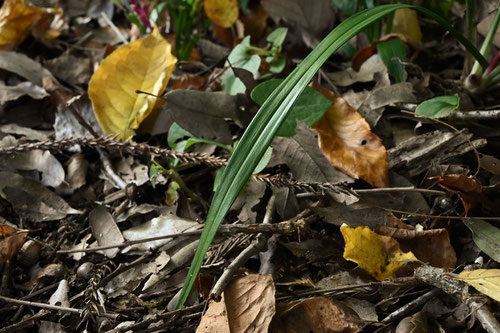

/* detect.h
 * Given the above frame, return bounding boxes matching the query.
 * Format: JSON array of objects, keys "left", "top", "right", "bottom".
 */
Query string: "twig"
[
  {"left": 0, "top": 295, "right": 83, "bottom": 314},
  {"left": 57, "top": 214, "right": 321, "bottom": 255},
  {"left": 96, "top": 253, "right": 150, "bottom": 289},
  {"left": 100, "top": 12, "right": 128, "bottom": 45},
  {"left": 381, "top": 288, "right": 441, "bottom": 323},
  {"left": 354, "top": 187, "right": 445, "bottom": 195},
  {"left": 379, "top": 207, "right": 500, "bottom": 221}
]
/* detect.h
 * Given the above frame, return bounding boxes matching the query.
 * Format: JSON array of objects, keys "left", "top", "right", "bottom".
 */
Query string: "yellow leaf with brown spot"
[
  {"left": 88, "top": 27, "right": 176, "bottom": 140},
  {"left": 311, "top": 83, "right": 389, "bottom": 188},
  {"left": 458, "top": 269, "right": 500, "bottom": 302},
  {"left": 204, "top": 0, "right": 239, "bottom": 28},
  {"left": 340, "top": 224, "right": 418, "bottom": 281},
  {"left": 0, "top": 0, "right": 44, "bottom": 50}
]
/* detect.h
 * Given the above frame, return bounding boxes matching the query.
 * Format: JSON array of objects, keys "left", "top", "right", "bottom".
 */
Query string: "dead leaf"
[
  {"left": 478, "top": 13, "right": 500, "bottom": 48},
  {"left": 172, "top": 74, "right": 208, "bottom": 90},
  {"left": 231, "top": 178, "right": 266, "bottom": 224},
  {"left": 89, "top": 206, "right": 125, "bottom": 258},
  {"left": 0, "top": 223, "right": 27, "bottom": 264},
  {"left": 0, "top": 0, "right": 45, "bottom": 50},
  {"left": 65, "top": 153, "right": 88, "bottom": 190},
  {"left": 10, "top": 149, "right": 65, "bottom": 187},
  {"left": 0, "top": 51, "right": 56, "bottom": 86},
  {"left": 151, "top": 90, "right": 245, "bottom": 143},
  {"left": 122, "top": 215, "right": 201, "bottom": 253},
  {"left": 311, "top": 84, "right": 389, "bottom": 188},
  {"left": 375, "top": 224, "right": 457, "bottom": 269},
  {"left": 269, "top": 297, "right": 363, "bottom": 333},
  {"left": 88, "top": 26, "right": 177, "bottom": 140},
  {"left": 434, "top": 173, "right": 482, "bottom": 215},
  {"left": 0, "top": 81, "right": 48, "bottom": 104},
  {"left": 271, "top": 123, "right": 353, "bottom": 184},
  {"left": 458, "top": 269, "right": 500, "bottom": 302},
  {"left": 0, "top": 171, "right": 81, "bottom": 222},
  {"left": 44, "top": 54, "right": 92, "bottom": 86},
  {"left": 204, "top": 0, "right": 239, "bottom": 28},
  {"left": 240, "top": 2, "right": 269, "bottom": 42},
  {"left": 328, "top": 54, "right": 387, "bottom": 86},
  {"left": 262, "top": 0, "right": 335, "bottom": 48},
  {"left": 198, "top": 274, "right": 275, "bottom": 333},
  {"left": 341, "top": 224, "right": 418, "bottom": 281}
]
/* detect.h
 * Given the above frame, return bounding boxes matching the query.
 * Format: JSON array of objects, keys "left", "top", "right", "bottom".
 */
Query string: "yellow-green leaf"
[
  {"left": 458, "top": 269, "right": 500, "bottom": 302},
  {"left": 0, "top": 0, "right": 44, "bottom": 50},
  {"left": 88, "top": 27, "right": 176, "bottom": 140},
  {"left": 340, "top": 224, "right": 418, "bottom": 281},
  {"left": 204, "top": 0, "right": 239, "bottom": 28}
]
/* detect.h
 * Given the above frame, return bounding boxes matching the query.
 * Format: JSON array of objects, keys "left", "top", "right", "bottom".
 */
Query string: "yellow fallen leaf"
[
  {"left": 204, "top": 0, "right": 239, "bottom": 28},
  {"left": 392, "top": 8, "right": 421, "bottom": 49},
  {"left": 311, "top": 83, "right": 389, "bottom": 188},
  {"left": 340, "top": 224, "right": 418, "bottom": 281},
  {"left": 458, "top": 269, "right": 500, "bottom": 302},
  {"left": 88, "top": 26, "right": 176, "bottom": 140},
  {"left": 0, "top": 0, "right": 44, "bottom": 50}
]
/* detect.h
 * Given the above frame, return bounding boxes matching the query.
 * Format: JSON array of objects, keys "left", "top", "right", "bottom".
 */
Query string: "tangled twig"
[{"left": 0, "top": 137, "right": 353, "bottom": 195}]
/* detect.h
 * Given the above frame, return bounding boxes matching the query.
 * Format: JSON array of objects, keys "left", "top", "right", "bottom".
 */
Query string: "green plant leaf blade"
[
  {"left": 251, "top": 79, "right": 332, "bottom": 137},
  {"left": 377, "top": 37, "right": 407, "bottom": 82},
  {"left": 176, "top": 4, "right": 488, "bottom": 309},
  {"left": 464, "top": 219, "right": 500, "bottom": 263},
  {"left": 416, "top": 95, "right": 460, "bottom": 118}
]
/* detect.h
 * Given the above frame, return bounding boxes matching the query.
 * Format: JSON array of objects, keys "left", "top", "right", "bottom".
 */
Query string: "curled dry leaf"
[
  {"left": 88, "top": 27, "right": 177, "bottom": 140},
  {"left": 434, "top": 173, "right": 482, "bottom": 215},
  {"left": 311, "top": 83, "right": 389, "bottom": 188},
  {"left": 0, "top": 0, "right": 44, "bottom": 50},
  {"left": 204, "top": 0, "right": 239, "bottom": 28},
  {"left": 341, "top": 224, "right": 418, "bottom": 281},
  {"left": 0, "top": 224, "right": 27, "bottom": 264}
]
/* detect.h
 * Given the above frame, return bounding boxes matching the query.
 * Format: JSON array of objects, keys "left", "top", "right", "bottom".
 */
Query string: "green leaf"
[
  {"left": 377, "top": 37, "right": 407, "bottom": 82},
  {"left": 251, "top": 79, "right": 332, "bottom": 137},
  {"left": 415, "top": 95, "right": 460, "bottom": 118},
  {"left": 221, "top": 36, "right": 261, "bottom": 95},
  {"left": 176, "top": 4, "right": 488, "bottom": 309},
  {"left": 267, "top": 27, "right": 288, "bottom": 48},
  {"left": 463, "top": 219, "right": 500, "bottom": 263},
  {"left": 168, "top": 122, "right": 232, "bottom": 153}
]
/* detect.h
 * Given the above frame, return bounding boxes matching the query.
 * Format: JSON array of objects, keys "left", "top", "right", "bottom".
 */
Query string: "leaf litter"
[{"left": 0, "top": 0, "right": 499, "bottom": 332}]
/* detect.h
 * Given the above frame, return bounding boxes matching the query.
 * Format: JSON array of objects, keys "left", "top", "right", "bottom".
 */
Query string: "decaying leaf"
[
  {"left": 458, "top": 269, "right": 500, "bottom": 302},
  {"left": 0, "top": 0, "right": 45, "bottom": 50},
  {"left": 434, "top": 173, "right": 482, "bottom": 215},
  {"left": 375, "top": 224, "right": 457, "bottom": 269},
  {"left": 89, "top": 206, "right": 125, "bottom": 258},
  {"left": 341, "top": 224, "right": 418, "bottom": 281},
  {"left": 0, "top": 171, "right": 81, "bottom": 222},
  {"left": 204, "top": 0, "right": 239, "bottom": 28},
  {"left": 122, "top": 215, "right": 201, "bottom": 253},
  {"left": 311, "top": 84, "right": 389, "bottom": 188},
  {"left": 88, "top": 26, "right": 176, "bottom": 140},
  {"left": 197, "top": 274, "right": 275, "bottom": 333},
  {"left": 9, "top": 149, "right": 65, "bottom": 188},
  {"left": 0, "top": 81, "right": 48, "bottom": 103},
  {"left": 0, "top": 223, "right": 27, "bottom": 264},
  {"left": 269, "top": 296, "right": 363, "bottom": 333},
  {"left": 463, "top": 219, "right": 500, "bottom": 263}
]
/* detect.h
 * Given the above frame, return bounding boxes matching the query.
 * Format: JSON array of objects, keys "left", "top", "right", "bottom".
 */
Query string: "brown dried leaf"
[
  {"left": 197, "top": 274, "right": 275, "bottom": 333},
  {"left": 0, "top": 224, "right": 26, "bottom": 264},
  {"left": 270, "top": 297, "right": 364, "bottom": 333},
  {"left": 311, "top": 83, "right": 389, "bottom": 188},
  {"left": 434, "top": 173, "right": 482, "bottom": 215}
]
